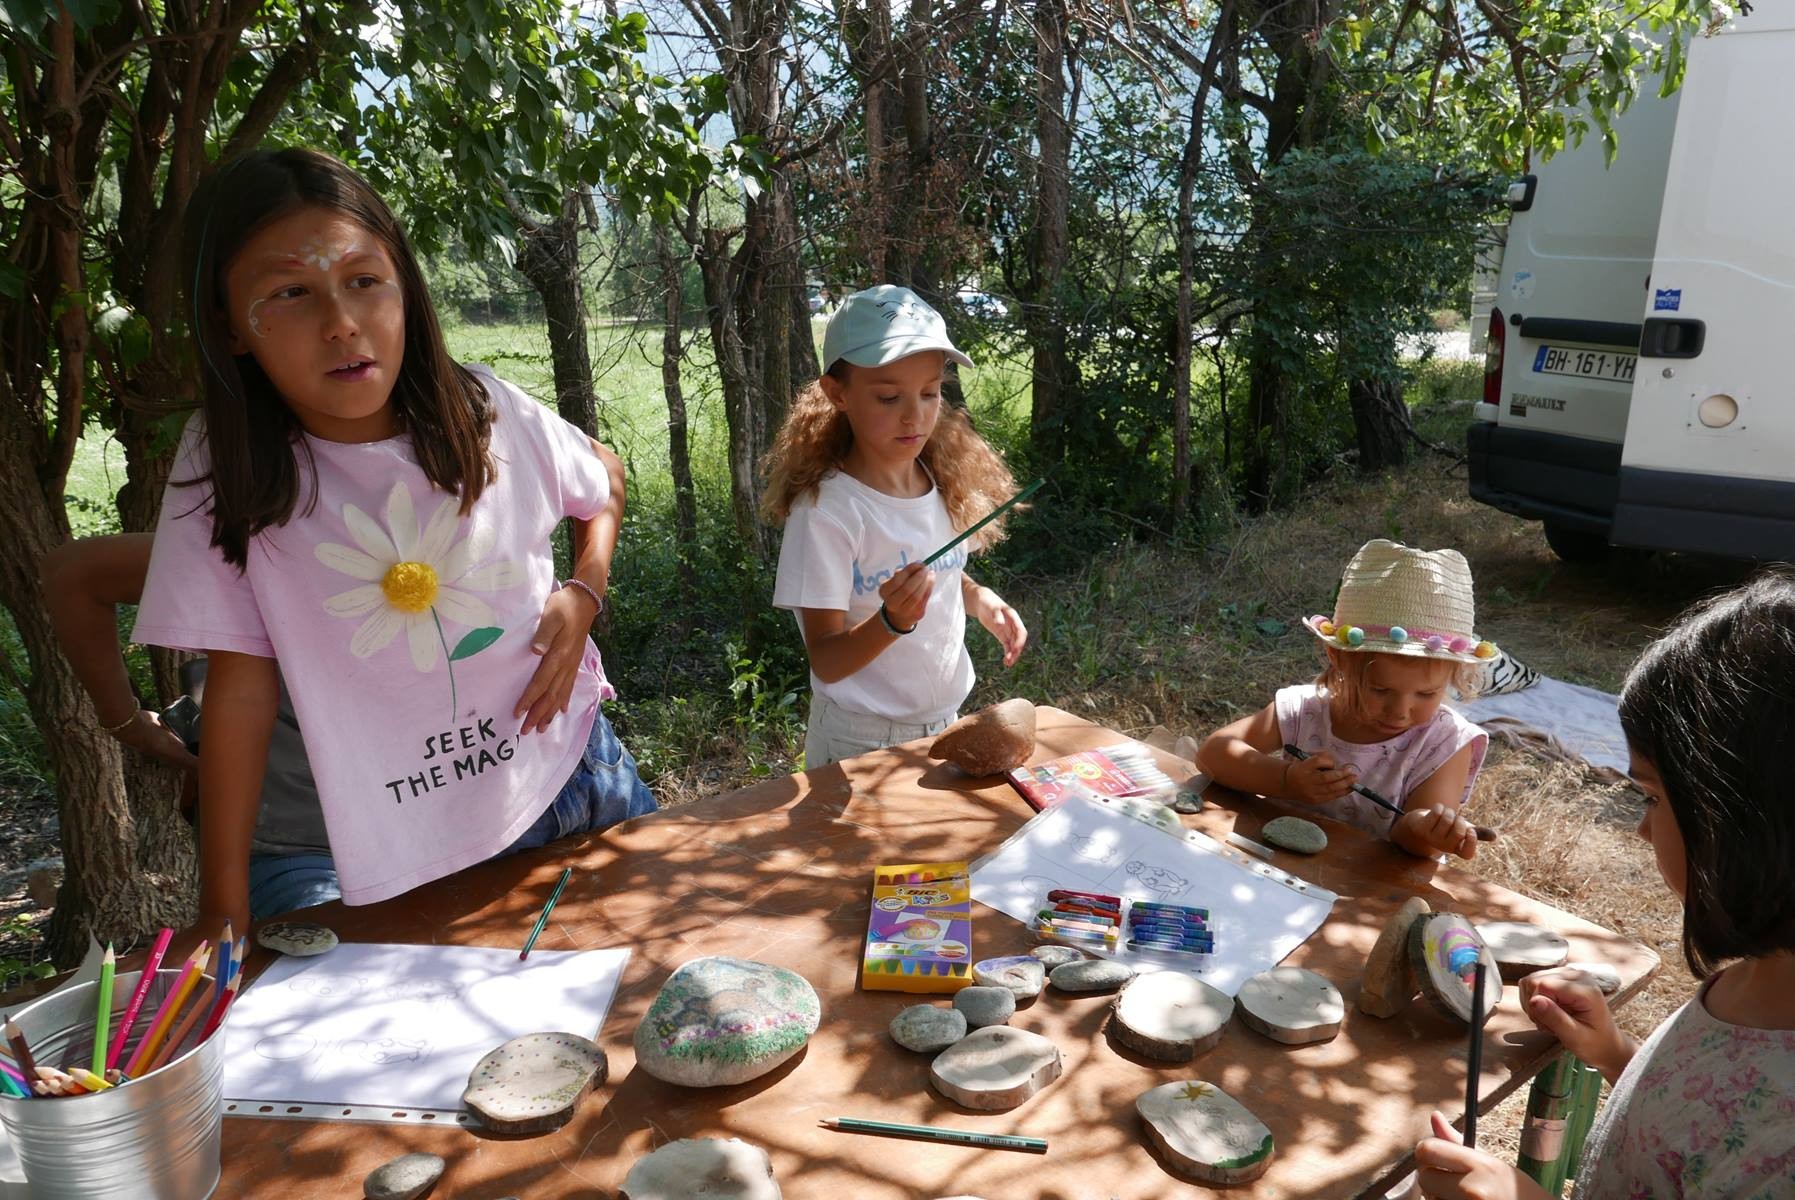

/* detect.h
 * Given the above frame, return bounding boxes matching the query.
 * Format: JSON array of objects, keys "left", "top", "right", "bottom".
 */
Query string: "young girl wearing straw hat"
[{"left": 1197, "top": 540, "right": 1497, "bottom": 859}]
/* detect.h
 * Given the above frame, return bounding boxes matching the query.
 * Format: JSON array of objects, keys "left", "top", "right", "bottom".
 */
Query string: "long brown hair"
[
  {"left": 180, "top": 147, "right": 494, "bottom": 569},
  {"left": 760, "top": 362, "right": 1019, "bottom": 547}
]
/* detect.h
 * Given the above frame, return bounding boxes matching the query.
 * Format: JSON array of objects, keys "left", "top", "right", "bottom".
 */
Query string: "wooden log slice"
[
  {"left": 928, "top": 1025, "right": 1062, "bottom": 1111},
  {"left": 1236, "top": 967, "right": 1345, "bottom": 1045},
  {"left": 1136, "top": 1080, "right": 1275, "bottom": 1185},
  {"left": 461, "top": 1031, "right": 607, "bottom": 1134},
  {"left": 1409, "top": 912, "right": 1502, "bottom": 1024},
  {"left": 1110, "top": 971, "right": 1234, "bottom": 1062},
  {"left": 1475, "top": 921, "right": 1570, "bottom": 981}
]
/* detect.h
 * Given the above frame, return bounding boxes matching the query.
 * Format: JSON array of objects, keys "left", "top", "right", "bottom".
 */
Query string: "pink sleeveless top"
[{"left": 1273, "top": 684, "right": 1487, "bottom": 838}]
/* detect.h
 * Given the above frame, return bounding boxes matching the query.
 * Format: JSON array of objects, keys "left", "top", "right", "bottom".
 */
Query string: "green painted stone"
[
  {"left": 634, "top": 956, "right": 821, "bottom": 1087},
  {"left": 1136, "top": 1080, "right": 1275, "bottom": 1184}
]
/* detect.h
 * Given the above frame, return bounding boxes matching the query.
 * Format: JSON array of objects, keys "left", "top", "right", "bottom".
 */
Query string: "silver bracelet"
[
  {"left": 878, "top": 603, "right": 915, "bottom": 636},
  {"left": 559, "top": 577, "right": 605, "bottom": 615},
  {"left": 99, "top": 707, "right": 142, "bottom": 735}
]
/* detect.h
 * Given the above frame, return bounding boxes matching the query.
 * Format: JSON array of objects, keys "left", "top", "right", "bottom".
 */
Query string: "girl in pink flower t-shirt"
[
  {"left": 1199, "top": 539, "right": 1493, "bottom": 860},
  {"left": 1414, "top": 571, "right": 1795, "bottom": 1199},
  {"left": 133, "top": 149, "right": 655, "bottom": 943}
]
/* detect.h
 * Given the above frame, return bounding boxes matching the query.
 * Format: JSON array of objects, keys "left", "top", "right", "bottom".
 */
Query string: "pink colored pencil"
[
  {"left": 124, "top": 943, "right": 208, "bottom": 1077},
  {"left": 144, "top": 972, "right": 214, "bottom": 1075},
  {"left": 106, "top": 927, "right": 173, "bottom": 1071},
  {"left": 197, "top": 973, "right": 241, "bottom": 1043}
]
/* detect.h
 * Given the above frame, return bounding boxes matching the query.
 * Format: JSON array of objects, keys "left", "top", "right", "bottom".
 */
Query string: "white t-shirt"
[
  {"left": 133, "top": 366, "right": 614, "bottom": 906},
  {"left": 772, "top": 469, "right": 972, "bottom": 723}
]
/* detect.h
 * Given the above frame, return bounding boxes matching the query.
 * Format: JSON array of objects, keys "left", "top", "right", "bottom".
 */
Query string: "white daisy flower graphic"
[{"left": 315, "top": 481, "right": 522, "bottom": 712}]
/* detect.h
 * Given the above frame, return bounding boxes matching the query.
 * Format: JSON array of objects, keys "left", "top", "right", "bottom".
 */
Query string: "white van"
[{"left": 1468, "top": 9, "right": 1795, "bottom": 563}]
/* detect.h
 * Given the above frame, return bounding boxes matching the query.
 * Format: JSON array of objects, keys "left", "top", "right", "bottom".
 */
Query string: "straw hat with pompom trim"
[{"left": 1301, "top": 539, "right": 1498, "bottom": 665}]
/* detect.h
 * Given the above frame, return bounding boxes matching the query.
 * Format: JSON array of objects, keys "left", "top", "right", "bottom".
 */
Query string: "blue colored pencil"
[
  {"left": 1130, "top": 902, "right": 1209, "bottom": 919},
  {"left": 1127, "top": 939, "right": 1212, "bottom": 955}
]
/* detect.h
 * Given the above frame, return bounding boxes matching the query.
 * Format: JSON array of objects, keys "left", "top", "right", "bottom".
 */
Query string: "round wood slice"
[
  {"left": 928, "top": 1025, "right": 1062, "bottom": 1111},
  {"left": 1359, "top": 896, "right": 1431, "bottom": 1018},
  {"left": 1559, "top": 961, "right": 1622, "bottom": 995},
  {"left": 1475, "top": 921, "right": 1570, "bottom": 980},
  {"left": 1136, "top": 1080, "right": 1275, "bottom": 1185},
  {"left": 1409, "top": 912, "right": 1501, "bottom": 1024},
  {"left": 1236, "top": 967, "right": 1345, "bottom": 1045},
  {"left": 1110, "top": 971, "right": 1234, "bottom": 1062},
  {"left": 462, "top": 1031, "right": 607, "bottom": 1134}
]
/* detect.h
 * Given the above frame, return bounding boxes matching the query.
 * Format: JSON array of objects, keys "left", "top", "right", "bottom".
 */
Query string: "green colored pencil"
[
  {"left": 923, "top": 477, "right": 1044, "bottom": 566},
  {"left": 92, "top": 944, "right": 115, "bottom": 1076},
  {"left": 519, "top": 866, "right": 573, "bottom": 960},
  {"left": 820, "top": 1116, "right": 1047, "bottom": 1153}
]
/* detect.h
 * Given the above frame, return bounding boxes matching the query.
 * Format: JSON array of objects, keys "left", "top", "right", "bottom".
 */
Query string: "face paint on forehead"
[{"left": 295, "top": 236, "right": 364, "bottom": 272}]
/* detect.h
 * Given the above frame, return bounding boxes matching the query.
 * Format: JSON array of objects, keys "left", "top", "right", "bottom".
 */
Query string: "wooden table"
[{"left": 216, "top": 707, "right": 1658, "bottom": 1198}]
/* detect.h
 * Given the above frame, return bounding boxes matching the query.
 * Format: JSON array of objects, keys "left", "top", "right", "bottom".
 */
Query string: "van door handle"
[{"left": 1639, "top": 318, "right": 1705, "bottom": 358}]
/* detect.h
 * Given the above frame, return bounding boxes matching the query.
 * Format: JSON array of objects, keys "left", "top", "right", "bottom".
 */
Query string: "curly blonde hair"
[{"left": 761, "top": 365, "right": 1020, "bottom": 550}]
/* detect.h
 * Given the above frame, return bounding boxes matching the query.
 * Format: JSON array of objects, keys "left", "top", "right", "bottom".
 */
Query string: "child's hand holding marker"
[
  {"left": 877, "top": 561, "right": 934, "bottom": 634},
  {"left": 1283, "top": 751, "right": 1360, "bottom": 805}
]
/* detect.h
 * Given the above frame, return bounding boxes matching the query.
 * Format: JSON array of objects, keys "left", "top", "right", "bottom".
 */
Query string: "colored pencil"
[
  {"left": 124, "top": 943, "right": 208, "bottom": 1077},
  {"left": 4, "top": 1018, "right": 39, "bottom": 1084},
  {"left": 1127, "top": 939, "right": 1212, "bottom": 955},
  {"left": 213, "top": 922, "right": 234, "bottom": 1010},
  {"left": 145, "top": 968, "right": 215, "bottom": 1074},
  {"left": 107, "top": 926, "right": 173, "bottom": 1070},
  {"left": 1130, "top": 900, "right": 1208, "bottom": 917},
  {"left": 1282, "top": 743, "right": 1500, "bottom": 841},
  {"left": 1047, "top": 888, "right": 1119, "bottom": 905},
  {"left": 1465, "top": 960, "right": 1488, "bottom": 1149},
  {"left": 70, "top": 1068, "right": 113, "bottom": 1091},
  {"left": 198, "top": 973, "right": 242, "bottom": 1042},
  {"left": 923, "top": 476, "right": 1044, "bottom": 567},
  {"left": 0, "top": 1067, "right": 24, "bottom": 1098},
  {"left": 0, "top": 1057, "right": 27, "bottom": 1089},
  {"left": 92, "top": 943, "right": 115, "bottom": 1076},
  {"left": 821, "top": 1116, "right": 1047, "bottom": 1153},
  {"left": 34, "top": 1066, "right": 84, "bottom": 1095},
  {"left": 519, "top": 866, "right": 572, "bottom": 960}
]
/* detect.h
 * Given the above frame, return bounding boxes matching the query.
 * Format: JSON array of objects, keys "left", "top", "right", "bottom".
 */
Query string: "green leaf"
[
  {"left": 1255, "top": 619, "right": 1287, "bottom": 638},
  {"left": 449, "top": 626, "right": 504, "bottom": 661},
  {"left": 0, "top": 260, "right": 28, "bottom": 300}
]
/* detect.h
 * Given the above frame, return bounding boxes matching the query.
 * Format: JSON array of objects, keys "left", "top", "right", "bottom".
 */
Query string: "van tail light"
[{"left": 1483, "top": 307, "right": 1506, "bottom": 407}]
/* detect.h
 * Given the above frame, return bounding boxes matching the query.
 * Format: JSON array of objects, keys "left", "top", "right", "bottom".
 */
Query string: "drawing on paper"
[
  {"left": 1124, "top": 859, "right": 1191, "bottom": 898},
  {"left": 1067, "top": 832, "right": 1122, "bottom": 865},
  {"left": 341, "top": 1037, "right": 430, "bottom": 1065}
]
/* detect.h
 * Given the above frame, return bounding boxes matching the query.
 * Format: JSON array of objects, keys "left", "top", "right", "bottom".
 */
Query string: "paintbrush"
[{"left": 1282, "top": 744, "right": 1497, "bottom": 841}]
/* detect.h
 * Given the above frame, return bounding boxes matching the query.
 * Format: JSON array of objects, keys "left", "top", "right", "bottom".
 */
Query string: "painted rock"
[
  {"left": 929, "top": 699, "right": 1037, "bottom": 776},
  {"left": 1261, "top": 816, "right": 1327, "bottom": 854},
  {"left": 929, "top": 1026, "right": 1062, "bottom": 1111},
  {"left": 952, "top": 985, "right": 1016, "bottom": 1029},
  {"left": 634, "top": 956, "right": 821, "bottom": 1087},
  {"left": 1170, "top": 790, "right": 1206, "bottom": 815},
  {"left": 1111, "top": 971, "right": 1233, "bottom": 1061},
  {"left": 1557, "top": 961, "right": 1622, "bottom": 995},
  {"left": 889, "top": 1005, "right": 967, "bottom": 1053},
  {"left": 620, "top": 1137, "right": 781, "bottom": 1200},
  {"left": 1359, "top": 896, "right": 1431, "bottom": 1018},
  {"left": 1137, "top": 1081, "right": 1275, "bottom": 1184},
  {"left": 1409, "top": 912, "right": 1502, "bottom": 1024},
  {"left": 1030, "top": 945, "right": 1087, "bottom": 969},
  {"left": 363, "top": 1152, "right": 444, "bottom": 1200},
  {"left": 1048, "top": 958, "right": 1135, "bottom": 994},
  {"left": 1476, "top": 922, "right": 1570, "bottom": 980},
  {"left": 461, "top": 1032, "right": 607, "bottom": 1134},
  {"left": 972, "top": 955, "right": 1046, "bottom": 1000},
  {"left": 257, "top": 921, "right": 337, "bottom": 957},
  {"left": 1237, "top": 967, "right": 1345, "bottom": 1045}
]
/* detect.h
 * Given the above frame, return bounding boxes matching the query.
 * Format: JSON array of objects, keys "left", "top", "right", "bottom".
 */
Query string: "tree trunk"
[
  {"left": 1025, "top": 0, "right": 1073, "bottom": 459},
  {"left": 514, "top": 197, "right": 599, "bottom": 436},
  {"left": 654, "top": 225, "right": 699, "bottom": 590},
  {"left": 1348, "top": 352, "right": 1414, "bottom": 471},
  {"left": 697, "top": 227, "right": 766, "bottom": 560}
]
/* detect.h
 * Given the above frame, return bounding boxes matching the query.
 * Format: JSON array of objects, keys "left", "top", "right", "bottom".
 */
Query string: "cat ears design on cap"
[{"left": 1301, "top": 539, "right": 1498, "bottom": 664}]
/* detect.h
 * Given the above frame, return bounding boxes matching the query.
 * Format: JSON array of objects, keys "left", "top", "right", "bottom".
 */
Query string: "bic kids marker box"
[{"left": 862, "top": 862, "right": 974, "bottom": 993}]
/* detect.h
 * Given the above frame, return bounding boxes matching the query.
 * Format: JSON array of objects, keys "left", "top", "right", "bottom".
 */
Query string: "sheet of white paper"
[
  {"left": 971, "top": 793, "right": 1336, "bottom": 996},
  {"left": 221, "top": 942, "right": 628, "bottom": 1116}
]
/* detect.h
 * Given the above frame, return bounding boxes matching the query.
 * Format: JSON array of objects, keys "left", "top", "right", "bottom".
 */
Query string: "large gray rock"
[
  {"left": 363, "top": 1152, "right": 444, "bottom": 1200},
  {"left": 1137, "top": 1081, "right": 1274, "bottom": 1184},
  {"left": 1262, "top": 816, "right": 1327, "bottom": 854},
  {"left": 461, "top": 1031, "right": 606, "bottom": 1134},
  {"left": 929, "top": 1026, "right": 1062, "bottom": 1111},
  {"left": 929, "top": 699, "right": 1037, "bottom": 775},
  {"left": 1111, "top": 971, "right": 1233, "bottom": 1061},
  {"left": 1048, "top": 958, "right": 1134, "bottom": 994},
  {"left": 634, "top": 956, "right": 821, "bottom": 1087},
  {"left": 889, "top": 1005, "right": 967, "bottom": 1053},
  {"left": 952, "top": 985, "right": 1016, "bottom": 1029},
  {"left": 972, "top": 955, "right": 1047, "bottom": 1000},
  {"left": 620, "top": 1138, "right": 781, "bottom": 1200}
]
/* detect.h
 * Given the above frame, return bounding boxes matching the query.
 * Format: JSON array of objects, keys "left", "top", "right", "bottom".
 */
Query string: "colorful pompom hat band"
[{"left": 1301, "top": 539, "right": 1497, "bottom": 664}]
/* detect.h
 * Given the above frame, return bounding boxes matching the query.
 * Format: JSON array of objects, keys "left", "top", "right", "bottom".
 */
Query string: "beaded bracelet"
[
  {"left": 99, "top": 707, "right": 142, "bottom": 735},
  {"left": 559, "top": 577, "right": 605, "bottom": 615}
]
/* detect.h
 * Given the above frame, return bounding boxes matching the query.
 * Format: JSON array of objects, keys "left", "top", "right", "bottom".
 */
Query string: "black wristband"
[{"left": 878, "top": 603, "right": 916, "bottom": 636}]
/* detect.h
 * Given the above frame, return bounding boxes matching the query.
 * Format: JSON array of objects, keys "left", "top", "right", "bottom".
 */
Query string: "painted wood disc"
[{"left": 1408, "top": 912, "right": 1501, "bottom": 1024}]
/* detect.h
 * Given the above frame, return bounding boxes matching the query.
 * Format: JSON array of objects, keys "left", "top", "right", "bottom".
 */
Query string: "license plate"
[{"left": 1532, "top": 344, "right": 1636, "bottom": 382}]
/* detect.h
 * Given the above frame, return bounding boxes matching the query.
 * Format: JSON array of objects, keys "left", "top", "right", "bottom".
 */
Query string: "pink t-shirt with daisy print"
[{"left": 134, "top": 365, "right": 613, "bottom": 905}]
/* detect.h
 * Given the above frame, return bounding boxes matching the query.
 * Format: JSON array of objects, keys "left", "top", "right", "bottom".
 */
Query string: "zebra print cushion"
[{"left": 1479, "top": 648, "right": 1540, "bottom": 696}]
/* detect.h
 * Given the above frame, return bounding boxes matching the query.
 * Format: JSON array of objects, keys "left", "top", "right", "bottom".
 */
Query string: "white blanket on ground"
[{"left": 1459, "top": 675, "right": 1630, "bottom": 777}]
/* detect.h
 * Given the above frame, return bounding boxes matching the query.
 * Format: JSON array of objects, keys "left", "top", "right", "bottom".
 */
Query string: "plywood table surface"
[{"left": 216, "top": 707, "right": 1658, "bottom": 1198}]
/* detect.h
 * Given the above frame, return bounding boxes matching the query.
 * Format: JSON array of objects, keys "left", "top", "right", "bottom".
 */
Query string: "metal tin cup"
[{"left": 0, "top": 968, "right": 224, "bottom": 1199}]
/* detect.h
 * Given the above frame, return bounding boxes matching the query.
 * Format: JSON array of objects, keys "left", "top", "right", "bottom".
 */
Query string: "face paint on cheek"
[{"left": 246, "top": 297, "right": 272, "bottom": 339}]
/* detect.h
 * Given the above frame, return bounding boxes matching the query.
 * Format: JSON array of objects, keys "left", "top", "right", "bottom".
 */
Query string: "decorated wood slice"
[
  {"left": 928, "top": 1025, "right": 1062, "bottom": 1111},
  {"left": 1359, "top": 896, "right": 1431, "bottom": 1018},
  {"left": 1475, "top": 921, "right": 1570, "bottom": 980},
  {"left": 1237, "top": 967, "right": 1345, "bottom": 1045},
  {"left": 1136, "top": 1080, "right": 1275, "bottom": 1185},
  {"left": 1110, "top": 971, "right": 1234, "bottom": 1062},
  {"left": 619, "top": 1137, "right": 782, "bottom": 1200},
  {"left": 461, "top": 1032, "right": 607, "bottom": 1134},
  {"left": 1409, "top": 912, "right": 1501, "bottom": 1024}
]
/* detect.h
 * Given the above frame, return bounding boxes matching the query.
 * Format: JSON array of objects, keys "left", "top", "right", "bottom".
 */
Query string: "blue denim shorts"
[{"left": 248, "top": 707, "right": 656, "bottom": 921}]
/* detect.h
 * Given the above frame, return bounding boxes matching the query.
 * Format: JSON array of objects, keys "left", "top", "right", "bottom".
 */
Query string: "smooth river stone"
[
  {"left": 1048, "top": 958, "right": 1135, "bottom": 994},
  {"left": 1030, "top": 945, "right": 1087, "bottom": 969},
  {"left": 1476, "top": 921, "right": 1571, "bottom": 980},
  {"left": 634, "top": 956, "right": 821, "bottom": 1087},
  {"left": 972, "top": 955, "right": 1047, "bottom": 1000},
  {"left": 1137, "top": 1081, "right": 1275, "bottom": 1185},
  {"left": 1410, "top": 912, "right": 1502, "bottom": 1024},
  {"left": 461, "top": 1032, "right": 606, "bottom": 1134},
  {"left": 1359, "top": 896, "right": 1431, "bottom": 1018},
  {"left": 929, "top": 1026, "right": 1062, "bottom": 1111},
  {"left": 1110, "top": 971, "right": 1234, "bottom": 1061},
  {"left": 620, "top": 1138, "right": 781, "bottom": 1200},
  {"left": 1261, "top": 815, "right": 1328, "bottom": 854},
  {"left": 1237, "top": 967, "right": 1345, "bottom": 1045},
  {"left": 363, "top": 1152, "right": 444, "bottom": 1200},
  {"left": 256, "top": 921, "right": 337, "bottom": 957},
  {"left": 929, "top": 699, "right": 1037, "bottom": 775},
  {"left": 890, "top": 1005, "right": 967, "bottom": 1053},
  {"left": 952, "top": 985, "right": 1016, "bottom": 1029}
]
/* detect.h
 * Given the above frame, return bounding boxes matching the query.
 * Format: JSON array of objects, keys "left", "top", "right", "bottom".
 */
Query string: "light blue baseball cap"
[{"left": 821, "top": 285, "right": 973, "bottom": 372}]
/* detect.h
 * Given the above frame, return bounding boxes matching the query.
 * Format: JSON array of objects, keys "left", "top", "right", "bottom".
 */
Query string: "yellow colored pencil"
[
  {"left": 144, "top": 974, "right": 212, "bottom": 1075},
  {"left": 124, "top": 944, "right": 208, "bottom": 1077},
  {"left": 70, "top": 1068, "right": 113, "bottom": 1091}
]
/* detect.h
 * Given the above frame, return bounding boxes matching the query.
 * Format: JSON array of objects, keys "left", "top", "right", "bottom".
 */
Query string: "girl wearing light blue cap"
[{"left": 763, "top": 285, "right": 1029, "bottom": 769}]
